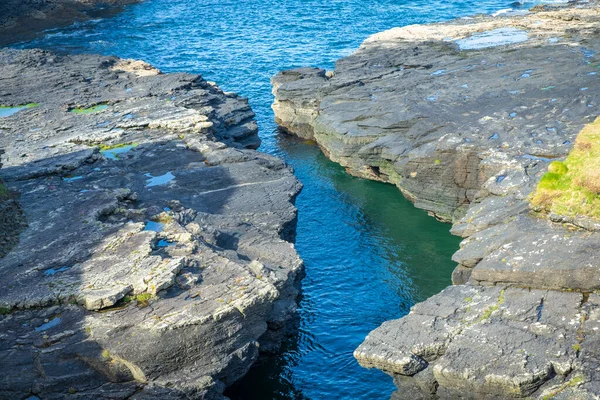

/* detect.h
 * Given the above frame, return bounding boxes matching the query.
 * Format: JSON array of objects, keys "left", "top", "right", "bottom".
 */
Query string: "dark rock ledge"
[
  {"left": 0, "top": 0, "right": 143, "bottom": 47},
  {"left": 272, "top": 2, "right": 600, "bottom": 398},
  {"left": 0, "top": 49, "right": 303, "bottom": 400}
]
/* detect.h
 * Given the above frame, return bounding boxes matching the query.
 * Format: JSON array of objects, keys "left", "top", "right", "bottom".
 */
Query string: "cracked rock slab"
[
  {"left": 0, "top": 49, "right": 303, "bottom": 399},
  {"left": 356, "top": 285, "right": 590, "bottom": 399}
]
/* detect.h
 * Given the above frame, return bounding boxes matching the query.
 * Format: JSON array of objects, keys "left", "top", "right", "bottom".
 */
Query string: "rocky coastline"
[
  {"left": 0, "top": 49, "right": 303, "bottom": 399},
  {"left": 0, "top": 0, "right": 143, "bottom": 47},
  {"left": 273, "top": 2, "right": 600, "bottom": 398}
]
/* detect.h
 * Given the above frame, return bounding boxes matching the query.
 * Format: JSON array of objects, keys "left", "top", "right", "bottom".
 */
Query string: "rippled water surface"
[{"left": 19, "top": 0, "right": 525, "bottom": 397}]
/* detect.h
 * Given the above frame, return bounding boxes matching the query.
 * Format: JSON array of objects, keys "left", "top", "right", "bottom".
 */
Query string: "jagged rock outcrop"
[
  {"left": 272, "top": 3, "right": 600, "bottom": 223},
  {"left": 0, "top": 0, "right": 142, "bottom": 47},
  {"left": 272, "top": 2, "right": 600, "bottom": 398},
  {"left": 0, "top": 49, "right": 303, "bottom": 400}
]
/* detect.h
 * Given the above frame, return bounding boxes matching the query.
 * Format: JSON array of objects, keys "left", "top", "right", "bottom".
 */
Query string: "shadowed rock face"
[
  {"left": 0, "top": 49, "right": 303, "bottom": 399},
  {"left": 0, "top": 0, "right": 143, "bottom": 47},
  {"left": 273, "top": 2, "right": 600, "bottom": 398}
]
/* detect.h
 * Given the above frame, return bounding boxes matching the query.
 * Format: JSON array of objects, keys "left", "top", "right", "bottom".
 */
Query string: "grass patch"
[{"left": 531, "top": 117, "right": 600, "bottom": 218}]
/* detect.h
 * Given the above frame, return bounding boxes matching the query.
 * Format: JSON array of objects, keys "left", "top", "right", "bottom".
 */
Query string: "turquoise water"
[{"left": 17, "top": 0, "right": 526, "bottom": 397}]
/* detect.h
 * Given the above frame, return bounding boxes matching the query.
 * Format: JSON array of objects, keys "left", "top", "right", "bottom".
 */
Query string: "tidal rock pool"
[{"left": 18, "top": 0, "right": 533, "bottom": 397}]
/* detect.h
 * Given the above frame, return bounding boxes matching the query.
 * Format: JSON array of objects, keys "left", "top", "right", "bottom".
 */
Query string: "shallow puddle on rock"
[
  {"left": 43, "top": 266, "right": 70, "bottom": 276},
  {"left": 63, "top": 176, "right": 83, "bottom": 182},
  {"left": 145, "top": 171, "right": 175, "bottom": 187},
  {"left": 456, "top": 27, "right": 528, "bottom": 50},
  {"left": 0, "top": 103, "right": 39, "bottom": 118},
  {"left": 157, "top": 239, "right": 175, "bottom": 247},
  {"left": 522, "top": 154, "right": 554, "bottom": 162},
  {"left": 101, "top": 143, "right": 138, "bottom": 160},
  {"left": 70, "top": 103, "right": 109, "bottom": 114},
  {"left": 34, "top": 317, "right": 61, "bottom": 332},
  {"left": 145, "top": 221, "right": 164, "bottom": 232}
]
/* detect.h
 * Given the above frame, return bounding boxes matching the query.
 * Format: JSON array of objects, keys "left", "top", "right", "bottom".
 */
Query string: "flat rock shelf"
[
  {"left": 0, "top": 49, "right": 303, "bottom": 400},
  {"left": 272, "top": 1, "right": 600, "bottom": 398}
]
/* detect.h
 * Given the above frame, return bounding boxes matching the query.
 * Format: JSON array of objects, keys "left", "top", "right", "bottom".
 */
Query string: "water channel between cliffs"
[{"left": 17, "top": 0, "right": 532, "bottom": 397}]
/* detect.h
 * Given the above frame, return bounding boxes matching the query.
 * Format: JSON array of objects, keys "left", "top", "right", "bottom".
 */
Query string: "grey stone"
[{"left": 0, "top": 49, "right": 303, "bottom": 399}]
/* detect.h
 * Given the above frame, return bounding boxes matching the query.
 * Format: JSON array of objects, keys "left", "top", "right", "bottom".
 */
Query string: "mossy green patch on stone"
[
  {"left": 123, "top": 292, "right": 153, "bottom": 307},
  {"left": 531, "top": 117, "right": 600, "bottom": 218},
  {"left": 0, "top": 307, "right": 12, "bottom": 315},
  {"left": 70, "top": 103, "right": 109, "bottom": 114}
]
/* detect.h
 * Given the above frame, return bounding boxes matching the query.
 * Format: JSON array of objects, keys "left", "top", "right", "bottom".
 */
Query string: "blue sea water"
[{"left": 18, "top": 0, "right": 530, "bottom": 398}]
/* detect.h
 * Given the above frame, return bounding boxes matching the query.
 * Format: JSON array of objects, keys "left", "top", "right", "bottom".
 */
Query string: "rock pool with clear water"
[{"left": 17, "top": 0, "right": 535, "bottom": 397}]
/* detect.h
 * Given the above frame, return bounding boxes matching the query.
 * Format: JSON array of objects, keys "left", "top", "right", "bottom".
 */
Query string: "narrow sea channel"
[{"left": 19, "top": 0, "right": 525, "bottom": 396}]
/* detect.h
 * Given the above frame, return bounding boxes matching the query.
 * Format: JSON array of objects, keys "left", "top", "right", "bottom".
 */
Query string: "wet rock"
[{"left": 0, "top": 49, "right": 303, "bottom": 399}]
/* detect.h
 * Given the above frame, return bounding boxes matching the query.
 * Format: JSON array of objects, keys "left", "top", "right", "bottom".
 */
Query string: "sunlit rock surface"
[{"left": 0, "top": 49, "right": 303, "bottom": 399}]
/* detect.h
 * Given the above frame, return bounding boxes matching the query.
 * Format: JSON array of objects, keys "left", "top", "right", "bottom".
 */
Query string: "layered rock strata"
[
  {"left": 0, "top": 49, "right": 303, "bottom": 400},
  {"left": 273, "top": 2, "right": 600, "bottom": 398},
  {"left": 0, "top": 0, "right": 142, "bottom": 47}
]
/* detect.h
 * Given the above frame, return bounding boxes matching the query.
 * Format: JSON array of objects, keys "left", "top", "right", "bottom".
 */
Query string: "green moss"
[
  {"left": 0, "top": 307, "right": 12, "bottom": 315},
  {"left": 122, "top": 292, "right": 153, "bottom": 307},
  {"left": 435, "top": 159, "right": 441, "bottom": 165},
  {"left": 70, "top": 103, "right": 108, "bottom": 114},
  {"left": 136, "top": 293, "right": 152, "bottom": 302},
  {"left": 572, "top": 343, "right": 581, "bottom": 352},
  {"left": 548, "top": 161, "right": 569, "bottom": 175},
  {"left": 531, "top": 117, "right": 600, "bottom": 218},
  {"left": 464, "top": 297, "right": 473, "bottom": 303}
]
